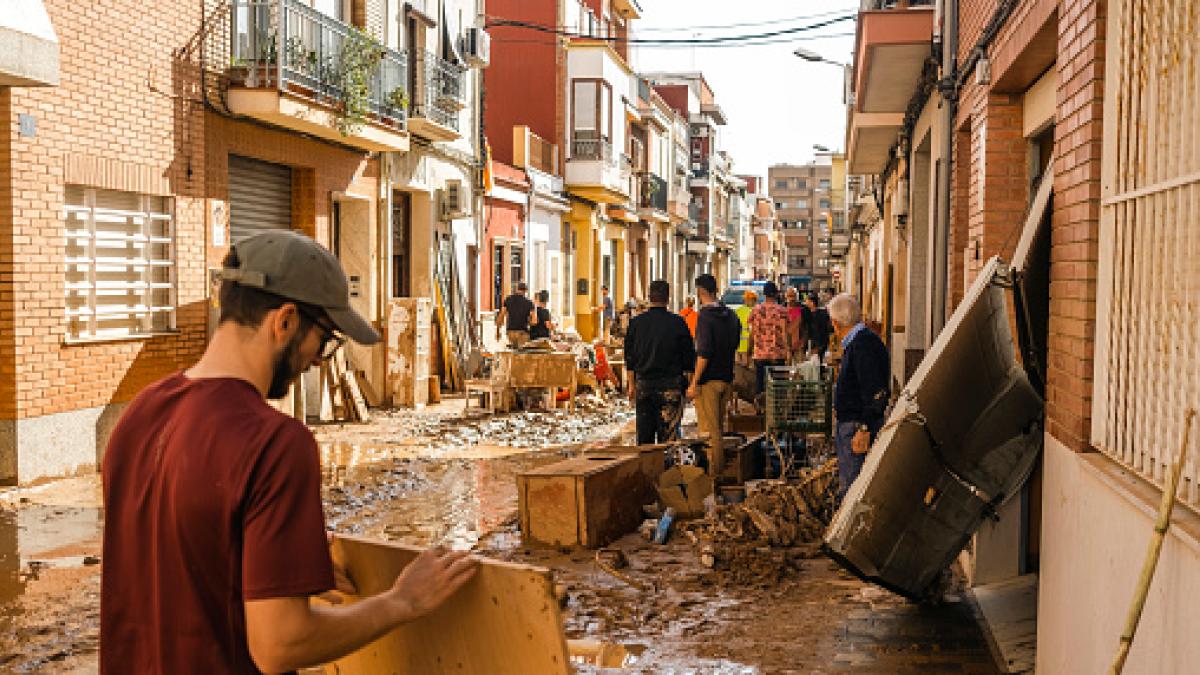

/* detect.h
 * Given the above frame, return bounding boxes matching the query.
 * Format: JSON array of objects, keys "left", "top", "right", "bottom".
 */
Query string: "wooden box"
[
  {"left": 586, "top": 445, "right": 665, "bottom": 506},
  {"left": 517, "top": 454, "right": 649, "bottom": 548}
]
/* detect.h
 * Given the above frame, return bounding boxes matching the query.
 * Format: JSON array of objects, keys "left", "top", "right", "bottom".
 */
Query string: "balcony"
[
  {"left": 0, "top": 1, "right": 59, "bottom": 86},
  {"left": 847, "top": 3, "right": 933, "bottom": 174},
  {"left": 227, "top": 0, "right": 409, "bottom": 152},
  {"left": 638, "top": 173, "right": 669, "bottom": 219},
  {"left": 565, "top": 135, "right": 630, "bottom": 204},
  {"left": 513, "top": 125, "right": 559, "bottom": 176},
  {"left": 409, "top": 51, "right": 467, "bottom": 141}
]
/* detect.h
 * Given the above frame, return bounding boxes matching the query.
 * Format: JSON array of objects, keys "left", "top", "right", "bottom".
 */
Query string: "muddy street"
[{"left": 0, "top": 397, "right": 997, "bottom": 673}]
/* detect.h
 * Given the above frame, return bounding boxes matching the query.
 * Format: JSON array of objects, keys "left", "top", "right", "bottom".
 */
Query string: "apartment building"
[
  {"left": 769, "top": 161, "right": 834, "bottom": 291},
  {"left": 486, "top": 0, "right": 644, "bottom": 340},
  {"left": 0, "top": 0, "right": 487, "bottom": 482},
  {"left": 740, "top": 175, "right": 780, "bottom": 282},
  {"left": 842, "top": 0, "right": 1200, "bottom": 671}
]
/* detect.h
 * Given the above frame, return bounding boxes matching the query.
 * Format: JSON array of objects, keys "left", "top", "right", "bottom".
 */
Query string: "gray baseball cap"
[{"left": 221, "top": 230, "right": 381, "bottom": 345}]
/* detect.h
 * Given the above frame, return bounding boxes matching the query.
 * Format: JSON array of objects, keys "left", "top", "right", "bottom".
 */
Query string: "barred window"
[{"left": 63, "top": 185, "right": 177, "bottom": 341}]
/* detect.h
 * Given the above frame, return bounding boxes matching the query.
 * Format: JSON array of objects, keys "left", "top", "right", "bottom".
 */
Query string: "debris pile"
[{"left": 683, "top": 459, "right": 838, "bottom": 584}]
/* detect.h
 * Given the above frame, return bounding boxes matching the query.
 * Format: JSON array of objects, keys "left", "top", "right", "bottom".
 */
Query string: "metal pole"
[{"left": 932, "top": 0, "right": 957, "bottom": 339}]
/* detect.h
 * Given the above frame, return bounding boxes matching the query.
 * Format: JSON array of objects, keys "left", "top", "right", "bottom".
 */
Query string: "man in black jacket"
[
  {"left": 686, "top": 274, "right": 741, "bottom": 476},
  {"left": 828, "top": 293, "right": 890, "bottom": 499},
  {"left": 624, "top": 280, "right": 696, "bottom": 444}
]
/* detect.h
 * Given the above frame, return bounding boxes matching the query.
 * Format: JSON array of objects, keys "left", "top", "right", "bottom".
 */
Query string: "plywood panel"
[{"left": 324, "top": 536, "right": 570, "bottom": 675}]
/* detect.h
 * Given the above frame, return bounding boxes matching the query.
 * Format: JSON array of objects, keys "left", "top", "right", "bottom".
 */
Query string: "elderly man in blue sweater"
[{"left": 828, "top": 293, "right": 890, "bottom": 499}]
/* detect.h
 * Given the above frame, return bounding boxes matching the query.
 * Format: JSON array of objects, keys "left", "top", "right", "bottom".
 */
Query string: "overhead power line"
[
  {"left": 495, "top": 32, "right": 856, "bottom": 50},
  {"left": 633, "top": 8, "right": 853, "bottom": 33},
  {"left": 484, "top": 14, "right": 855, "bottom": 46}
]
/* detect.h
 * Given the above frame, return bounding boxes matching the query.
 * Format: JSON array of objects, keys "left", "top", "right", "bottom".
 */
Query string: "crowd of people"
[{"left": 495, "top": 276, "right": 891, "bottom": 497}]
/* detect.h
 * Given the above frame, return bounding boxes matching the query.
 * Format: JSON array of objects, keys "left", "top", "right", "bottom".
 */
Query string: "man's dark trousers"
[{"left": 635, "top": 376, "right": 685, "bottom": 444}]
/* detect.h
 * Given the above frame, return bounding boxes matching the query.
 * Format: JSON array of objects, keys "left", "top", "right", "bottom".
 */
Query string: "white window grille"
[
  {"left": 1091, "top": 0, "right": 1200, "bottom": 506},
  {"left": 63, "top": 185, "right": 177, "bottom": 341}
]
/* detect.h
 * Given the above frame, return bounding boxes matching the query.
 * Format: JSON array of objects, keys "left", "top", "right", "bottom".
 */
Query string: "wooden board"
[
  {"left": 517, "top": 455, "right": 650, "bottom": 548},
  {"left": 324, "top": 535, "right": 570, "bottom": 675},
  {"left": 341, "top": 370, "right": 370, "bottom": 422}
]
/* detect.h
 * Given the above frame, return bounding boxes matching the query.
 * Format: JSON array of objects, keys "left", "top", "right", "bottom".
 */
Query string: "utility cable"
[{"left": 484, "top": 14, "right": 855, "bottom": 45}]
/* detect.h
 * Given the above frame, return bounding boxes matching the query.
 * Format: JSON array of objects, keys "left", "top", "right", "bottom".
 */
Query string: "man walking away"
[
  {"left": 624, "top": 280, "right": 696, "bottom": 444},
  {"left": 593, "top": 285, "right": 615, "bottom": 340},
  {"left": 734, "top": 290, "right": 757, "bottom": 367},
  {"left": 828, "top": 293, "right": 889, "bottom": 500},
  {"left": 686, "top": 274, "right": 741, "bottom": 476},
  {"left": 529, "top": 290, "right": 554, "bottom": 340},
  {"left": 679, "top": 295, "right": 699, "bottom": 337},
  {"left": 785, "top": 286, "right": 809, "bottom": 361},
  {"left": 495, "top": 281, "right": 535, "bottom": 349},
  {"left": 101, "top": 231, "right": 477, "bottom": 674},
  {"left": 805, "top": 292, "right": 833, "bottom": 361},
  {"left": 747, "top": 281, "right": 791, "bottom": 394}
]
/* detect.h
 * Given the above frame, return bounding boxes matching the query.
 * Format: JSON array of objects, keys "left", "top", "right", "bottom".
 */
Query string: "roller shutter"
[{"left": 228, "top": 155, "right": 292, "bottom": 243}]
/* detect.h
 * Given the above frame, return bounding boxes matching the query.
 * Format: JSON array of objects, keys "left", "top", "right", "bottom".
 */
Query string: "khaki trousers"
[
  {"left": 695, "top": 380, "right": 731, "bottom": 476},
  {"left": 507, "top": 330, "right": 530, "bottom": 349}
]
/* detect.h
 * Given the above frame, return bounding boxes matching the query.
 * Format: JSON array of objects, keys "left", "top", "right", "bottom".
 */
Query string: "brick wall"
[
  {"left": 950, "top": 128, "right": 972, "bottom": 311},
  {"left": 3, "top": 0, "right": 209, "bottom": 420},
  {"left": 0, "top": 91, "right": 14, "bottom": 420},
  {"left": 1047, "top": 0, "right": 1106, "bottom": 452}
]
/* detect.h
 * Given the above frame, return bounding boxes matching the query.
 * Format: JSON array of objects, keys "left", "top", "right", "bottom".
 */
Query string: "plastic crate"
[{"left": 764, "top": 366, "right": 832, "bottom": 435}]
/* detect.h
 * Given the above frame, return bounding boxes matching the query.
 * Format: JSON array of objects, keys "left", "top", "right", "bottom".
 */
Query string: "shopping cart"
[{"left": 763, "top": 365, "right": 834, "bottom": 476}]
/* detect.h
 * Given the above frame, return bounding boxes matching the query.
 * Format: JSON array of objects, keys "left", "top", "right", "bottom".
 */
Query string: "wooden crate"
[
  {"left": 585, "top": 445, "right": 665, "bottom": 507},
  {"left": 517, "top": 454, "right": 650, "bottom": 548}
]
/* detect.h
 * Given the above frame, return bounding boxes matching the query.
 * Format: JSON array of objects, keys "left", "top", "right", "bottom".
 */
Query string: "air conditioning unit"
[
  {"left": 440, "top": 180, "right": 469, "bottom": 219},
  {"left": 462, "top": 27, "right": 490, "bottom": 68}
]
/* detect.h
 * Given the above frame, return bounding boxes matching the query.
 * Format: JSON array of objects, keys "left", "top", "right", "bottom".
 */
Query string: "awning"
[{"left": 824, "top": 170, "right": 1054, "bottom": 600}]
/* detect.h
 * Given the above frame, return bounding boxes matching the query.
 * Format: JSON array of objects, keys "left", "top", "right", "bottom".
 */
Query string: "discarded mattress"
[{"left": 823, "top": 256, "right": 1044, "bottom": 599}]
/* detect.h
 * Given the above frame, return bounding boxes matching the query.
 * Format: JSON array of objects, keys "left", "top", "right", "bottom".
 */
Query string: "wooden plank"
[
  {"left": 355, "top": 369, "right": 381, "bottom": 408},
  {"left": 318, "top": 363, "right": 334, "bottom": 423},
  {"left": 341, "top": 370, "right": 371, "bottom": 423},
  {"left": 324, "top": 536, "right": 570, "bottom": 675}
]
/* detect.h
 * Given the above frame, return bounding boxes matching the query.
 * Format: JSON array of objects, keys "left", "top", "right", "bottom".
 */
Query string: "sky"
[{"left": 630, "top": 0, "right": 859, "bottom": 182}]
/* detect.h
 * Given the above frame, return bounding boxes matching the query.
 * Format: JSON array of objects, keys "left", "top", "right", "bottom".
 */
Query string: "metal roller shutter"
[{"left": 228, "top": 155, "right": 292, "bottom": 243}]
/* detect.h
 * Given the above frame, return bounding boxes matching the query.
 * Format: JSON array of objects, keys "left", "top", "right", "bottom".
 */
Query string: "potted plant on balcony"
[{"left": 331, "top": 28, "right": 385, "bottom": 136}]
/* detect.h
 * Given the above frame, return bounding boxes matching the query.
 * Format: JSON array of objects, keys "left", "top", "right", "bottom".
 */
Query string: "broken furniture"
[
  {"left": 323, "top": 535, "right": 570, "bottom": 674},
  {"left": 387, "top": 298, "right": 433, "bottom": 408},
  {"left": 463, "top": 352, "right": 511, "bottom": 414},
  {"left": 517, "top": 453, "right": 655, "bottom": 548},
  {"left": 504, "top": 351, "right": 578, "bottom": 410}
]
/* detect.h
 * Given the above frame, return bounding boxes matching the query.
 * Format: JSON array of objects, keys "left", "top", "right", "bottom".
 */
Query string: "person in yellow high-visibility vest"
[{"left": 734, "top": 290, "right": 757, "bottom": 367}]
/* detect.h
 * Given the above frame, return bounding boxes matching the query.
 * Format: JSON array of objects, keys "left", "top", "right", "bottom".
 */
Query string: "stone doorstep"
[{"left": 968, "top": 573, "right": 1039, "bottom": 674}]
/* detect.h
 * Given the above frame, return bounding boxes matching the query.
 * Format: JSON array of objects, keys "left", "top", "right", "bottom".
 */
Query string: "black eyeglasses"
[{"left": 296, "top": 306, "right": 345, "bottom": 361}]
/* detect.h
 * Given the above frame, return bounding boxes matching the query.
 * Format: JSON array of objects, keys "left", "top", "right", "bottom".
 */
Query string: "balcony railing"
[
  {"left": 528, "top": 132, "right": 558, "bottom": 175},
  {"left": 571, "top": 137, "right": 614, "bottom": 162},
  {"left": 412, "top": 51, "right": 466, "bottom": 131},
  {"left": 639, "top": 173, "right": 668, "bottom": 212},
  {"left": 230, "top": 0, "right": 408, "bottom": 129}
]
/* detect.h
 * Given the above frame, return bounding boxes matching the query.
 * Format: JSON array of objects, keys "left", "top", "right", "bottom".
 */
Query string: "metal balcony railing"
[
  {"left": 570, "top": 137, "right": 614, "bottom": 161},
  {"left": 639, "top": 173, "right": 668, "bottom": 211},
  {"left": 412, "top": 51, "right": 466, "bottom": 131},
  {"left": 230, "top": 0, "right": 408, "bottom": 128}
]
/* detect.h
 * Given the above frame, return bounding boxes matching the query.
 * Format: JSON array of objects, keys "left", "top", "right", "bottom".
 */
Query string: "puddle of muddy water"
[{"left": 0, "top": 505, "right": 103, "bottom": 609}]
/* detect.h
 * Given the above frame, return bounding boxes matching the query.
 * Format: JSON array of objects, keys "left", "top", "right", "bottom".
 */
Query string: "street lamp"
[{"left": 793, "top": 47, "right": 848, "bottom": 68}]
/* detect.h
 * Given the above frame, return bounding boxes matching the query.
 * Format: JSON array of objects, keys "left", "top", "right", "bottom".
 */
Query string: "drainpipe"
[{"left": 931, "top": 0, "right": 957, "bottom": 340}]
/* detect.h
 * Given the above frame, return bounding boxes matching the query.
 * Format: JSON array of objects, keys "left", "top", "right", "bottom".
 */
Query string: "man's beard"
[{"left": 267, "top": 330, "right": 306, "bottom": 400}]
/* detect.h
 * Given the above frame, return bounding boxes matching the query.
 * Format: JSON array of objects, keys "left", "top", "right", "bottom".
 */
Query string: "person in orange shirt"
[{"left": 678, "top": 295, "right": 698, "bottom": 336}]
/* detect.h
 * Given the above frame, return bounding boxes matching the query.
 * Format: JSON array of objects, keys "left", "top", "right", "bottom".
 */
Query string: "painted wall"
[
  {"left": 484, "top": 0, "right": 558, "bottom": 168},
  {"left": 1037, "top": 435, "right": 1200, "bottom": 674}
]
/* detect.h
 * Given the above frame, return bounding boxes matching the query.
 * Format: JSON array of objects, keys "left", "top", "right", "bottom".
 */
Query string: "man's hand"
[
  {"left": 851, "top": 429, "right": 870, "bottom": 455},
  {"left": 382, "top": 546, "right": 479, "bottom": 624}
]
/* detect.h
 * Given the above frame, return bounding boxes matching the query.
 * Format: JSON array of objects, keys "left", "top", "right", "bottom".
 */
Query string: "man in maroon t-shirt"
[{"left": 101, "top": 231, "right": 477, "bottom": 673}]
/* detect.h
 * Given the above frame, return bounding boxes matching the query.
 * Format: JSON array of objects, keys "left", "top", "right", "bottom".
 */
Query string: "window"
[
  {"left": 64, "top": 185, "right": 176, "bottom": 341},
  {"left": 819, "top": 179, "right": 831, "bottom": 190},
  {"left": 774, "top": 179, "right": 788, "bottom": 190},
  {"left": 571, "top": 79, "right": 611, "bottom": 145},
  {"left": 795, "top": 199, "right": 807, "bottom": 209},
  {"left": 510, "top": 246, "right": 525, "bottom": 292},
  {"left": 794, "top": 178, "right": 807, "bottom": 190},
  {"left": 819, "top": 199, "right": 832, "bottom": 209}
]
